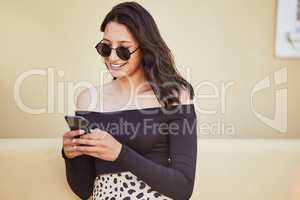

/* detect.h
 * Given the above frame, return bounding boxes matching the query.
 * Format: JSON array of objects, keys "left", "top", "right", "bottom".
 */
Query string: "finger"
[
  {"left": 63, "top": 130, "right": 85, "bottom": 139},
  {"left": 80, "top": 133, "right": 99, "bottom": 140},
  {"left": 91, "top": 128, "right": 107, "bottom": 135},
  {"left": 70, "top": 151, "right": 84, "bottom": 157},
  {"left": 66, "top": 150, "right": 84, "bottom": 158},
  {"left": 63, "top": 137, "right": 82, "bottom": 147},
  {"left": 76, "top": 145, "right": 99, "bottom": 153},
  {"left": 63, "top": 145, "right": 79, "bottom": 153},
  {"left": 72, "top": 138, "right": 99, "bottom": 146},
  {"left": 81, "top": 131, "right": 108, "bottom": 140},
  {"left": 63, "top": 139, "right": 74, "bottom": 147}
]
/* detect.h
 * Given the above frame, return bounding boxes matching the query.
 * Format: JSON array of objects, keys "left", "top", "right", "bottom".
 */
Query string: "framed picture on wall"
[{"left": 275, "top": 0, "right": 300, "bottom": 58}]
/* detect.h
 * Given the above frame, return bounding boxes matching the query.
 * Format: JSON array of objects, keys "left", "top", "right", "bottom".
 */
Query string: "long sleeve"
[
  {"left": 62, "top": 148, "right": 96, "bottom": 200},
  {"left": 112, "top": 111, "right": 198, "bottom": 200}
]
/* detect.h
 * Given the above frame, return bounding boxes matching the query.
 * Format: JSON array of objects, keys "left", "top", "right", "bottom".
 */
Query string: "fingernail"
[{"left": 79, "top": 130, "right": 85, "bottom": 134}]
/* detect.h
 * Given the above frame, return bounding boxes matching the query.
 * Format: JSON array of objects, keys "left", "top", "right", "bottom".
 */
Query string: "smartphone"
[{"left": 64, "top": 115, "right": 91, "bottom": 139}]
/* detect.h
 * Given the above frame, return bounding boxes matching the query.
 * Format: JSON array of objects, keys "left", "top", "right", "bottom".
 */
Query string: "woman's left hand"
[{"left": 72, "top": 128, "right": 122, "bottom": 161}]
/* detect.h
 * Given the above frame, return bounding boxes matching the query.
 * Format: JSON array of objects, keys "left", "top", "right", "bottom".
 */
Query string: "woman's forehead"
[{"left": 103, "top": 22, "right": 136, "bottom": 44}]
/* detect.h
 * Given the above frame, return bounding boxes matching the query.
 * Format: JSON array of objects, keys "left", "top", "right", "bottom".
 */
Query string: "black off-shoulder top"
[{"left": 62, "top": 103, "right": 198, "bottom": 200}]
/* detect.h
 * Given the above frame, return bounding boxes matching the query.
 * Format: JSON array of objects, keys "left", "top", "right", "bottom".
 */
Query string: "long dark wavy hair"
[{"left": 100, "top": 1, "right": 194, "bottom": 109}]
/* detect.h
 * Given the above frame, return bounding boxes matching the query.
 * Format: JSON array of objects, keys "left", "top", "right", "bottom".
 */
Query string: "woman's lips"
[{"left": 109, "top": 62, "right": 127, "bottom": 70}]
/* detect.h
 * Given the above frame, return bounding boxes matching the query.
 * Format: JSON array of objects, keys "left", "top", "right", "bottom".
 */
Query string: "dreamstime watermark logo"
[{"left": 250, "top": 67, "right": 288, "bottom": 133}]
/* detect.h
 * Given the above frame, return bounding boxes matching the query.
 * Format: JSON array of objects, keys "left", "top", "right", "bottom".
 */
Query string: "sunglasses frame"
[{"left": 95, "top": 39, "right": 140, "bottom": 61}]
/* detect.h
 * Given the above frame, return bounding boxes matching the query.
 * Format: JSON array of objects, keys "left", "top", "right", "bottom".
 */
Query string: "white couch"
[{"left": 0, "top": 139, "right": 299, "bottom": 200}]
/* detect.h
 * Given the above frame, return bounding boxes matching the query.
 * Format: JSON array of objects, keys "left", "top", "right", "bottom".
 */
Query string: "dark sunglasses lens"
[
  {"left": 116, "top": 47, "right": 131, "bottom": 60},
  {"left": 96, "top": 43, "right": 111, "bottom": 57}
]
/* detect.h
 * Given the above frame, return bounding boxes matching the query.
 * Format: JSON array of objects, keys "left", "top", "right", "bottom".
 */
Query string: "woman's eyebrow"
[{"left": 102, "top": 38, "right": 132, "bottom": 43}]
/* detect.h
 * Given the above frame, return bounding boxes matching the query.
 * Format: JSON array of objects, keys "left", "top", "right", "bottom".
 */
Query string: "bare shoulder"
[
  {"left": 76, "top": 88, "right": 94, "bottom": 110},
  {"left": 76, "top": 82, "right": 112, "bottom": 110}
]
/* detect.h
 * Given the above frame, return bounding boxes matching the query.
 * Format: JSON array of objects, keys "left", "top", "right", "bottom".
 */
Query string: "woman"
[{"left": 62, "top": 2, "right": 197, "bottom": 200}]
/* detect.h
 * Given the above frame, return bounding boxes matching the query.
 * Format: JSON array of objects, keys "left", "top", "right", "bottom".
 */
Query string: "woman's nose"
[{"left": 108, "top": 48, "right": 119, "bottom": 61}]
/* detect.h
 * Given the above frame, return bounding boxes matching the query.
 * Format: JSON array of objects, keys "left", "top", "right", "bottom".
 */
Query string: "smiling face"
[{"left": 101, "top": 21, "right": 143, "bottom": 78}]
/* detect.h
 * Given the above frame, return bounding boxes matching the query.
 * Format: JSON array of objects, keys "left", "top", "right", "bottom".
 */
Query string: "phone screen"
[{"left": 64, "top": 115, "right": 91, "bottom": 139}]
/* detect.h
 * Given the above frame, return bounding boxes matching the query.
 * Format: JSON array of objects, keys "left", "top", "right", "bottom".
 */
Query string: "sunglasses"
[{"left": 95, "top": 40, "right": 139, "bottom": 61}]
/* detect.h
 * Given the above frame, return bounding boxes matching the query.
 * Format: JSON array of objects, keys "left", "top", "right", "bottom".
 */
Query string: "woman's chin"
[{"left": 109, "top": 69, "right": 128, "bottom": 77}]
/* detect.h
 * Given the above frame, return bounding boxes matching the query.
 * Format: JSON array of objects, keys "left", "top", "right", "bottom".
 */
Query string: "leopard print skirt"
[{"left": 92, "top": 171, "right": 173, "bottom": 200}]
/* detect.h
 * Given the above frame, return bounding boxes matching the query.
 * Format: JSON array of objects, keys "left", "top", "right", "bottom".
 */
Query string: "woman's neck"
[{"left": 113, "top": 68, "right": 152, "bottom": 95}]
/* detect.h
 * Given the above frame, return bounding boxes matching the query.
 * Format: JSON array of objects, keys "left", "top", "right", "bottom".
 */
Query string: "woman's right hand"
[{"left": 62, "top": 130, "right": 85, "bottom": 159}]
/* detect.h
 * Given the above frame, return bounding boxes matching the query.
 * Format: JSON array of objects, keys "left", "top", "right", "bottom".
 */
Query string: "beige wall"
[{"left": 0, "top": 0, "right": 299, "bottom": 138}]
